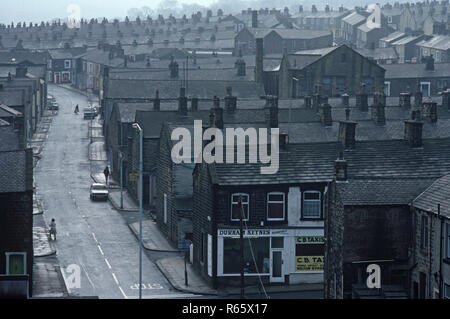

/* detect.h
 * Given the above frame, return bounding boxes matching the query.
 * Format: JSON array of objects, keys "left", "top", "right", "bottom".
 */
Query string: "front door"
[{"left": 270, "top": 237, "right": 285, "bottom": 283}]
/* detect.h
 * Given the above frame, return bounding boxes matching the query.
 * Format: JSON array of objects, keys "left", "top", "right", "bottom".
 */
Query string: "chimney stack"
[
  {"left": 255, "top": 38, "right": 264, "bottom": 83},
  {"left": 338, "top": 120, "right": 357, "bottom": 150},
  {"left": 341, "top": 93, "right": 350, "bottom": 108},
  {"left": 178, "top": 87, "right": 188, "bottom": 115},
  {"left": 252, "top": 10, "right": 258, "bottom": 28},
  {"left": 335, "top": 152, "right": 348, "bottom": 182},
  {"left": 265, "top": 95, "right": 279, "bottom": 128},
  {"left": 153, "top": 90, "right": 160, "bottom": 110},
  {"left": 236, "top": 58, "right": 246, "bottom": 76},
  {"left": 422, "top": 99, "right": 438, "bottom": 123},
  {"left": 399, "top": 92, "right": 411, "bottom": 108},
  {"left": 404, "top": 120, "right": 424, "bottom": 147},
  {"left": 212, "top": 96, "right": 224, "bottom": 129},
  {"left": 356, "top": 84, "right": 368, "bottom": 111},
  {"left": 425, "top": 55, "right": 435, "bottom": 71},
  {"left": 169, "top": 56, "right": 179, "bottom": 78},
  {"left": 224, "top": 87, "right": 237, "bottom": 113},
  {"left": 372, "top": 91, "right": 386, "bottom": 125},
  {"left": 191, "top": 96, "right": 198, "bottom": 111},
  {"left": 319, "top": 102, "right": 333, "bottom": 126}
]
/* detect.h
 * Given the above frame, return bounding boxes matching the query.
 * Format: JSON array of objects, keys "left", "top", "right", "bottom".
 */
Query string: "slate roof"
[
  {"left": 337, "top": 179, "right": 436, "bottom": 206},
  {"left": 0, "top": 124, "right": 20, "bottom": 151},
  {"left": 356, "top": 47, "right": 398, "bottom": 60},
  {"left": 416, "top": 35, "right": 450, "bottom": 51},
  {"left": 379, "top": 31, "right": 406, "bottom": 43},
  {"left": 0, "top": 150, "right": 28, "bottom": 193},
  {"left": 106, "top": 78, "right": 265, "bottom": 99},
  {"left": 342, "top": 12, "right": 366, "bottom": 25},
  {"left": 412, "top": 174, "right": 450, "bottom": 218},
  {"left": 384, "top": 63, "right": 450, "bottom": 79}
]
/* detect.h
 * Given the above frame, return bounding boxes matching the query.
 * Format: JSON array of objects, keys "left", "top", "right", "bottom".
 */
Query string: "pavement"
[
  {"left": 33, "top": 226, "right": 56, "bottom": 257},
  {"left": 32, "top": 262, "right": 69, "bottom": 298},
  {"left": 129, "top": 219, "right": 179, "bottom": 252},
  {"left": 108, "top": 189, "right": 139, "bottom": 212}
]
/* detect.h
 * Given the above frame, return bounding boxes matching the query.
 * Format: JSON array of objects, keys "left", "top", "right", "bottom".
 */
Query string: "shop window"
[
  {"left": 223, "top": 237, "right": 269, "bottom": 275},
  {"left": 302, "top": 191, "right": 321, "bottom": 219},
  {"left": 6, "top": 252, "right": 26, "bottom": 275},
  {"left": 267, "top": 192, "right": 285, "bottom": 221},
  {"left": 231, "top": 193, "right": 249, "bottom": 221}
]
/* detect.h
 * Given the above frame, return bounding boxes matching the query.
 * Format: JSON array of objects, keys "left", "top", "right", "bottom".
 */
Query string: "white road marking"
[
  {"left": 97, "top": 245, "right": 104, "bottom": 256},
  {"left": 112, "top": 273, "right": 119, "bottom": 285},
  {"left": 129, "top": 293, "right": 199, "bottom": 299},
  {"left": 104, "top": 258, "right": 112, "bottom": 269},
  {"left": 119, "top": 286, "right": 128, "bottom": 299},
  {"left": 92, "top": 233, "right": 98, "bottom": 243}
]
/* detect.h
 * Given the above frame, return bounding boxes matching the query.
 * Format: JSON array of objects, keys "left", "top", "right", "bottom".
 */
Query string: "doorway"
[{"left": 270, "top": 237, "right": 284, "bottom": 283}]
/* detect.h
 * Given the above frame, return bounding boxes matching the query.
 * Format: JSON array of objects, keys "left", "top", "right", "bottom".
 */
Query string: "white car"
[{"left": 90, "top": 183, "right": 109, "bottom": 201}]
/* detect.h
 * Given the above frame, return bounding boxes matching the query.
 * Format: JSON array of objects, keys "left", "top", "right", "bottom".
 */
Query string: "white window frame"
[
  {"left": 231, "top": 193, "right": 249, "bottom": 222},
  {"left": 266, "top": 192, "right": 285, "bottom": 221},
  {"left": 420, "top": 82, "right": 431, "bottom": 97},
  {"left": 384, "top": 81, "right": 391, "bottom": 96},
  {"left": 302, "top": 190, "right": 322, "bottom": 219},
  {"left": 64, "top": 59, "right": 71, "bottom": 69},
  {"left": 5, "top": 252, "right": 27, "bottom": 275}
]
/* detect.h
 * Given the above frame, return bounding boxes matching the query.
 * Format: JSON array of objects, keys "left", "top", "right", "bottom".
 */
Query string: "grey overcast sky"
[
  {"left": 0, "top": 0, "right": 215, "bottom": 23},
  {"left": 0, "top": 0, "right": 384, "bottom": 24}
]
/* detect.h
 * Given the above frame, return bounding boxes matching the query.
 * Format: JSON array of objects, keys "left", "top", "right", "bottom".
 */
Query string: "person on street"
[
  {"left": 104, "top": 166, "right": 110, "bottom": 186},
  {"left": 49, "top": 218, "right": 57, "bottom": 241},
  {"left": 74, "top": 104, "right": 79, "bottom": 114}
]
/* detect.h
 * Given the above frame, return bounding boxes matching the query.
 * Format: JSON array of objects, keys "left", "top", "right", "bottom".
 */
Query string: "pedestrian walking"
[
  {"left": 49, "top": 218, "right": 57, "bottom": 241},
  {"left": 104, "top": 166, "right": 110, "bottom": 186},
  {"left": 74, "top": 104, "right": 79, "bottom": 114}
]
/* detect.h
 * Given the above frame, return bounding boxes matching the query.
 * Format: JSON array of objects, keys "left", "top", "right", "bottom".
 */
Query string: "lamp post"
[
  {"left": 118, "top": 151, "right": 124, "bottom": 209},
  {"left": 132, "top": 123, "right": 143, "bottom": 300}
]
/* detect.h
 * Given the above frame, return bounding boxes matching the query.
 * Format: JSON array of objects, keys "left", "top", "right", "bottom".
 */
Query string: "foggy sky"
[{"left": 0, "top": 0, "right": 387, "bottom": 24}]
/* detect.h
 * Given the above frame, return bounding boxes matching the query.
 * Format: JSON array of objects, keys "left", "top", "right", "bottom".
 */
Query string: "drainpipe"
[{"left": 438, "top": 204, "right": 443, "bottom": 299}]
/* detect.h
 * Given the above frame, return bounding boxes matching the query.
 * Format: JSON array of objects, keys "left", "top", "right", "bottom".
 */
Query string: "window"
[
  {"left": 223, "top": 237, "right": 269, "bottom": 274},
  {"left": 6, "top": 252, "right": 26, "bottom": 275},
  {"left": 64, "top": 60, "right": 71, "bottom": 69},
  {"left": 303, "top": 191, "right": 321, "bottom": 219},
  {"left": 231, "top": 193, "right": 249, "bottom": 221},
  {"left": 384, "top": 81, "right": 391, "bottom": 96},
  {"left": 421, "top": 215, "right": 429, "bottom": 250},
  {"left": 388, "top": 16, "right": 393, "bottom": 23},
  {"left": 267, "top": 192, "right": 285, "bottom": 221}
]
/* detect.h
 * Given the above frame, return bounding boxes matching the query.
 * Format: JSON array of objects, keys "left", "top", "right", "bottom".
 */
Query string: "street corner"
[
  {"left": 128, "top": 220, "right": 179, "bottom": 252},
  {"left": 33, "top": 226, "right": 57, "bottom": 257}
]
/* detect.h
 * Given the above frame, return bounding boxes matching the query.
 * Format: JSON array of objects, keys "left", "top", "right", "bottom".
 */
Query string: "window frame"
[
  {"left": 230, "top": 193, "right": 249, "bottom": 222},
  {"left": 266, "top": 192, "right": 286, "bottom": 221},
  {"left": 64, "top": 59, "right": 71, "bottom": 69},
  {"left": 302, "top": 190, "right": 322, "bottom": 219},
  {"left": 5, "top": 252, "right": 27, "bottom": 275}
]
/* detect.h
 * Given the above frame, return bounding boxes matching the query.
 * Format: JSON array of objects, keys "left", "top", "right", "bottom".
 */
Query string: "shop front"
[{"left": 216, "top": 228, "right": 324, "bottom": 285}]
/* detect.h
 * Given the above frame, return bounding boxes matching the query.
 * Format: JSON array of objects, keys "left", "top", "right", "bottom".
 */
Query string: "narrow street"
[{"left": 34, "top": 85, "right": 193, "bottom": 299}]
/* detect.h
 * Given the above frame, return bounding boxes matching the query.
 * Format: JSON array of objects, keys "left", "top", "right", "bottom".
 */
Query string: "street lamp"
[
  {"left": 118, "top": 151, "right": 124, "bottom": 210},
  {"left": 132, "top": 123, "right": 143, "bottom": 300}
]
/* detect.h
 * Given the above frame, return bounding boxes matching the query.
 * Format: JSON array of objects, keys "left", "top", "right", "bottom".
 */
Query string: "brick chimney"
[
  {"left": 191, "top": 96, "right": 198, "bottom": 111},
  {"left": 255, "top": 38, "right": 264, "bottom": 83},
  {"left": 224, "top": 87, "right": 237, "bottom": 113},
  {"left": 212, "top": 96, "right": 224, "bottom": 129},
  {"left": 338, "top": 120, "right": 357, "bottom": 150},
  {"left": 422, "top": 100, "right": 437, "bottom": 123},
  {"left": 319, "top": 102, "right": 332, "bottom": 126},
  {"left": 399, "top": 92, "right": 411, "bottom": 108},
  {"left": 425, "top": 55, "right": 434, "bottom": 71},
  {"left": 404, "top": 120, "right": 424, "bottom": 147},
  {"left": 442, "top": 89, "right": 450, "bottom": 110},
  {"left": 178, "top": 87, "right": 188, "bottom": 115},
  {"left": 341, "top": 93, "right": 349, "bottom": 108},
  {"left": 356, "top": 84, "right": 368, "bottom": 111},
  {"left": 372, "top": 92, "right": 386, "bottom": 125},
  {"left": 169, "top": 56, "right": 179, "bottom": 78},
  {"left": 335, "top": 152, "right": 348, "bottom": 182},
  {"left": 414, "top": 84, "right": 422, "bottom": 107},
  {"left": 153, "top": 90, "right": 160, "bottom": 111},
  {"left": 252, "top": 10, "right": 258, "bottom": 28},
  {"left": 265, "top": 95, "right": 279, "bottom": 128},
  {"left": 236, "top": 58, "right": 246, "bottom": 76}
]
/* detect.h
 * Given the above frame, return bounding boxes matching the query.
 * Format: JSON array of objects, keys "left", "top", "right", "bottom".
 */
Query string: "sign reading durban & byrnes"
[{"left": 171, "top": 120, "right": 280, "bottom": 174}]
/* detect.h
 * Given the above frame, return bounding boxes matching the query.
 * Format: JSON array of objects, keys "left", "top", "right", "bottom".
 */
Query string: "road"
[{"left": 34, "top": 85, "right": 196, "bottom": 299}]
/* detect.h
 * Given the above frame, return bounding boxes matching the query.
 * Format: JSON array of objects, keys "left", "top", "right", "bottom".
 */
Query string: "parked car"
[
  {"left": 83, "top": 107, "right": 96, "bottom": 120},
  {"left": 48, "top": 102, "right": 59, "bottom": 110},
  {"left": 90, "top": 183, "right": 109, "bottom": 201}
]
